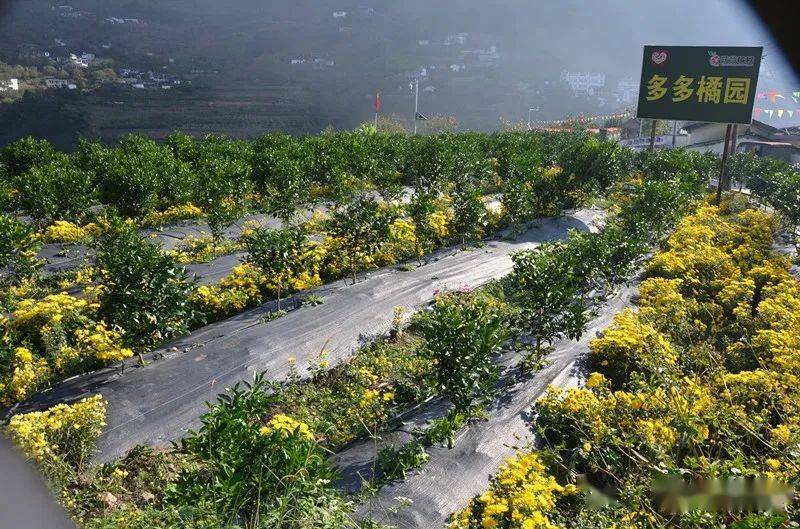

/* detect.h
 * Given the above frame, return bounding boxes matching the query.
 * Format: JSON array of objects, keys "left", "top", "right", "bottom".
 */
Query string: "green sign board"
[{"left": 636, "top": 45, "right": 762, "bottom": 125}]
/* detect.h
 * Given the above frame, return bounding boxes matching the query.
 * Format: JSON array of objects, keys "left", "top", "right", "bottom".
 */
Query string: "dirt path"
[
  {"left": 353, "top": 279, "right": 638, "bottom": 528},
  {"left": 14, "top": 209, "right": 602, "bottom": 464}
]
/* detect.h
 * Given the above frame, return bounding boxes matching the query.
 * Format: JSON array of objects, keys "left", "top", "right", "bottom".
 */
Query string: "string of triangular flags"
[
  {"left": 753, "top": 90, "right": 800, "bottom": 119},
  {"left": 756, "top": 90, "right": 800, "bottom": 104},
  {"left": 533, "top": 111, "right": 632, "bottom": 126},
  {"left": 754, "top": 108, "right": 797, "bottom": 119}
]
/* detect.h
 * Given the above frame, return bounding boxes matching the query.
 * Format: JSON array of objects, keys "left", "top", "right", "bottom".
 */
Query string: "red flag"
[{"left": 373, "top": 91, "right": 381, "bottom": 112}]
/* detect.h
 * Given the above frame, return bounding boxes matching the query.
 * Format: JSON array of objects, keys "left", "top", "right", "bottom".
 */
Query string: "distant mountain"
[{"left": 0, "top": 0, "right": 796, "bottom": 148}]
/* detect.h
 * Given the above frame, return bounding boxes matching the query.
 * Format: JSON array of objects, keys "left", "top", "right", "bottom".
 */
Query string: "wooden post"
[
  {"left": 715, "top": 124, "right": 733, "bottom": 205},
  {"left": 648, "top": 120, "right": 658, "bottom": 151}
]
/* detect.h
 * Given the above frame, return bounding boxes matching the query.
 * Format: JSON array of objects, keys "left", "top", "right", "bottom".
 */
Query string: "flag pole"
[{"left": 373, "top": 90, "right": 380, "bottom": 129}]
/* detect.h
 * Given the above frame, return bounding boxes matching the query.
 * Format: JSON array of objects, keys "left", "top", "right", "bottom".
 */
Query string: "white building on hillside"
[
  {"left": 614, "top": 78, "right": 639, "bottom": 103},
  {"left": 46, "top": 78, "right": 71, "bottom": 88},
  {"left": 0, "top": 79, "right": 19, "bottom": 92},
  {"left": 560, "top": 70, "right": 606, "bottom": 96}
]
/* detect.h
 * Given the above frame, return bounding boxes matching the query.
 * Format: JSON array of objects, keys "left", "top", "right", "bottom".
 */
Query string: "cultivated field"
[{"left": 1, "top": 130, "right": 799, "bottom": 528}]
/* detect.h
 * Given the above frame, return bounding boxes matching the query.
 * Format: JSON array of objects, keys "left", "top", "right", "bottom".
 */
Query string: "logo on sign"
[
  {"left": 708, "top": 50, "right": 755, "bottom": 67},
  {"left": 651, "top": 50, "right": 669, "bottom": 65}
]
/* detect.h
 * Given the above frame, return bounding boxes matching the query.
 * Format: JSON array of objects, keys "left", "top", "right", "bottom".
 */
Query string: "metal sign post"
[
  {"left": 649, "top": 120, "right": 658, "bottom": 151},
  {"left": 715, "top": 124, "right": 733, "bottom": 205}
]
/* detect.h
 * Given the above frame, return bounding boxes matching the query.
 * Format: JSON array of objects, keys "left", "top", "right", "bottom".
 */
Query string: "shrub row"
[
  {"left": 0, "top": 131, "right": 717, "bottom": 226},
  {"left": 452, "top": 199, "right": 800, "bottom": 529}
]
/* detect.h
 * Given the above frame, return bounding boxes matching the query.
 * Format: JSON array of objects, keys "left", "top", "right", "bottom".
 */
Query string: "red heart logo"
[{"left": 651, "top": 50, "right": 668, "bottom": 65}]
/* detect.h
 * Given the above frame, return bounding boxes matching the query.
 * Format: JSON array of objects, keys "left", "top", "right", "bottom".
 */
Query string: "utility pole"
[
  {"left": 412, "top": 77, "right": 419, "bottom": 135},
  {"left": 527, "top": 108, "right": 537, "bottom": 130}
]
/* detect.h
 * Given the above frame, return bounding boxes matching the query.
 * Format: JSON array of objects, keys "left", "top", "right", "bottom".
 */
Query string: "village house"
[
  {"left": 312, "top": 58, "right": 335, "bottom": 68},
  {"left": 683, "top": 120, "right": 799, "bottom": 161},
  {"left": 444, "top": 33, "right": 468, "bottom": 46},
  {"left": 45, "top": 78, "right": 70, "bottom": 88},
  {"left": 614, "top": 78, "right": 639, "bottom": 104},
  {"left": 560, "top": 70, "right": 606, "bottom": 96},
  {"left": 107, "top": 17, "right": 141, "bottom": 24},
  {"left": 0, "top": 79, "right": 19, "bottom": 92},
  {"left": 70, "top": 52, "right": 95, "bottom": 68}
]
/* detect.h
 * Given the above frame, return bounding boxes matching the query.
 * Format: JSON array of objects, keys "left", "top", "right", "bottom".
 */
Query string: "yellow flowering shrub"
[
  {"left": 428, "top": 209, "right": 451, "bottom": 240},
  {"left": 449, "top": 452, "right": 570, "bottom": 529},
  {"left": 74, "top": 322, "right": 134, "bottom": 362},
  {"left": 259, "top": 413, "right": 314, "bottom": 441},
  {"left": 191, "top": 263, "right": 267, "bottom": 318},
  {"left": 0, "top": 347, "right": 51, "bottom": 405},
  {"left": 372, "top": 217, "right": 420, "bottom": 265},
  {"left": 636, "top": 418, "right": 678, "bottom": 448},
  {"left": 11, "top": 292, "right": 92, "bottom": 330},
  {"left": 637, "top": 277, "right": 693, "bottom": 329},
  {"left": 589, "top": 308, "right": 675, "bottom": 388},
  {"left": 167, "top": 233, "right": 243, "bottom": 264},
  {"left": 141, "top": 203, "right": 203, "bottom": 227},
  {"left": 6, "top": 394, "right": 107, "bottom": 470},
  {"left": 42, "top": 221, "right": 100, "bottom": 243},
  {"left": 2, "top": 292, "right": 132, "bottom": 405},
  {"left": 302, "top": 209, "right": 329, "bottom": 233},
  {"left": 57, "top": 266, "right": 98, "bottom": 290}
]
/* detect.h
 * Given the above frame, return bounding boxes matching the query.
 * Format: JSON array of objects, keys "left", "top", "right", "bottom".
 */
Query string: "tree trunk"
[{"left": 276, "top": 283, "right": 282, "bottom": 311}]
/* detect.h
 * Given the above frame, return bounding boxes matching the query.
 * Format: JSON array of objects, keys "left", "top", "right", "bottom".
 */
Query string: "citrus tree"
[
  {"left": 327, "top": 197, "right": 392, "bottom": 284},
  {"left": 0, "top": 213, "right": 40, "bottom": 280},
  {"left": 451, "top": 179, "right": 488, "bottom": 246},
  {"left": 507, "top": 243, "right": 588, "bottom": 357},
  {"left": 419, "top": 293, "right": 509, "bottom": 413},
  {"left": 94, "top": 220, "right": 196, "bottom": 354},
  {"left": 1, "top": 136, "right": 60, "bottom": 177},
  {"left": 243, "top": 227, "right": 307, "bottom": 310},
  {"left": 16, "top": 158, "right": 95, "bottom": 224},
  {"left": 94, "top": 135, "right": 194, "bottom": 218}
]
